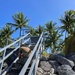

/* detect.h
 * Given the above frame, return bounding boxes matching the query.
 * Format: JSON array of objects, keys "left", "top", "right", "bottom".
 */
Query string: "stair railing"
[
  {"left": 0, "top": 33, "right": 31, "bottom": 75},
  {"left": 19, "top": 32, "right": 44, "bottom": 75}
]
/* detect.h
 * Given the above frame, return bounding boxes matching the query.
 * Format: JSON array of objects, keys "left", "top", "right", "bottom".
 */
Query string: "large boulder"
[
  {"left": 49, "top": 60, "right": 59, "bottom": 73},
  {"left": 56, "top": 56, "right": 74, "bottom": 68},
  {"left": 66, "top": 53, "right": 75, "bottom": 58},
  {"left": 40, "top": 61, "right": 52, "bottom": 72},
  {"left": 48, "top": 53, "right": 65, "bottom": 61},
  {"left": 57, "top": 65, "right": 75, "bottom": 75},
  {"left": 67, "top": 54, "right": 75, "bottom": 63}
]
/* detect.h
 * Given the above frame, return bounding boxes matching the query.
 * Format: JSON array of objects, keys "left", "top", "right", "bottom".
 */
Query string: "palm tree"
[
  {"left": 45, "top": 21, "right": 62, "bottom": 53},
  {"left": 29, "top": 25, "right": 44, "bottom": 36},
  {"left": 35, "top": 25, "right": 44, "bottom": 36},
  {"left": 7, "top": 12, "right": 29, "bottom": 37},
  {"left": 0, "top": 25, "right": 13, "bottom": 47},
  {"left": 59, "top": 10, "right": 75, "bottom": 38},
  {"left": 29, "top": 27, "right": 37, "bottom": 36}
]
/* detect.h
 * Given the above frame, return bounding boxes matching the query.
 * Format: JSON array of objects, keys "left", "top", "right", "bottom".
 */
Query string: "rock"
[
  {"left": 37, "top": 53, "right": 75, "bottom": 75},
  {"left": 40, "top": 56, "right": 48, "bottom": 61},
  {"left": 36, "top": 72, "right": 43, "bottom": 75},
  {"left": 67, "top": 54, "right": 75, "bottom": 63},
  {"left": 43, "top": 72, "right": 50, "bottom": 75},
  {"left": 50, "top": 68, "right": 55, "bottom": 74},
  {"left": 40, "top": 61, "right": 52, "bottom": 72},
  {"left": 3, "top": 62, "right": 8, "bottom": 69},
  {"left": 36, "top": 67, "right": 43, "bottom": 75},
  {"left": 58, "top": 65, "right": 72, "bottom": 70},
  {"left": 48, "top": 53, "right": 58, "bottom": 60},
  {"left": 66, "top": 53, "right": 75, "bottom": 58},
  {"left": 36, "top": 67, "right": 55, "bottom": 75},
  {"left": 57, "top": 65, "right": 75, "bottom": 75},
  {"left": 73, "top": 66, "right": 75, "bottom": 71},
  {"left": 56, "top": 56, "right": 74, "bottom": 68},
  {"left": 48, "top": 53, "right": 65, "bottom": 61},
  {"left": 49, "top": 60, "right": 59, "bottom": 73}
]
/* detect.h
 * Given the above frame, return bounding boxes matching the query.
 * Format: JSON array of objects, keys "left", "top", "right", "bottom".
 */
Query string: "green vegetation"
[
  {"left": 42, "top": 51, "right": 49, "bottom": 57},
  {"left": 7, "top": 12, "right": 29, "bottom": 37},
  {"left": 0, "top": 25, "right": 12, "bottom": 47},
  {"left": 64, "top": 34, "right": 75, "bottom": 54},
  {"left": 1, "top": 10, "right": 75, "bottom": 55}
]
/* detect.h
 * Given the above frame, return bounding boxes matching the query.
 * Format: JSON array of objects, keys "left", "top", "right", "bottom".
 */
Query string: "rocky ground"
[
  {"left": 2, "top": 52, "right": 75, "bottom": 75},
  {"left": 36, "top": 53, "right": 75, "bottom": 75}
]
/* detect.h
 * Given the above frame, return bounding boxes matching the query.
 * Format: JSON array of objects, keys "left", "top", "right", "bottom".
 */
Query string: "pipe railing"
[
  {"left": 19, "top": 32, "right": 44, "bottom": 75},
  {"left": 0, "top": 32, "right": 44, "bottom": 75},
  {"left": 0, "top": 33, "right": 31, "bottom": 75}
]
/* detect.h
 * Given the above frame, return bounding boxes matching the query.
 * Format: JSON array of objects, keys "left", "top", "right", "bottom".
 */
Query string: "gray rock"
[
  {"left": 40, "top": 56, "right": 48, "bottom": 61},
  {"left": 52, "top": 74, "right": 57, "bottom": 75},
  {"left": 48, "top": 53, "right": 65, "bottom": 61},
  {"left": 57, "top": 65, "right": 75, "bottom": 75},
  {"left": 49, "top": 60, "right": 59, "bottom": 73},
  {"left": 50, "top": 68, "right": 55, "bottom": 74},
  {"left": 66, "top": 53, "right": 75, "bottom": 58},
  {"left": 73, "top": 66, "right": 75, "bottom": 71},
  {"left": 36, "top": 67, "right": 44, "bottom": 75},
  {"left": 56, "top": 56, "right": 74, "bottom": 68},
  {"left": 43, "top": 72, "right": 50, "bottom": 75},
  {"left": 40, "top": 61, "right": 52, "bottom": 72},
  {"left": 36, "top": 72, "right": 43, "bottom": 75},
  {"left": 58, "top": 65, "right": 72, "bottom": 70},
  {"left": 48, "top": 53, "right": 58, "bottom": 60},
  {"left": 67, "top": 55, "right": 75, "bottom": 63},
  {"left": 3, "top": 62, "right": 8, "bottom": 69},
  {"left": 36, "top": 67, "right": 55, "bottom": 75}
]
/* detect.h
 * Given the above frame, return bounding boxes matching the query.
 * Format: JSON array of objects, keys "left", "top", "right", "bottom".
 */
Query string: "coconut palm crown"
[{"left": 7, "top": 12, "right": 29, "bottom": 37}]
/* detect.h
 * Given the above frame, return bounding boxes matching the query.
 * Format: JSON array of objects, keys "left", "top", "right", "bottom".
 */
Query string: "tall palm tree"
[
  {"left": 0, "top": 25, "right": 12, "bottom": 47},
  {"left": 45, "top": 21, "right": 62, "bottom": 53},
  {"left": 7, "top": 12, "right": 29, "bottom": 37},
  {"left": 59, "top": 10, "right": 75, "bottom": 38}
]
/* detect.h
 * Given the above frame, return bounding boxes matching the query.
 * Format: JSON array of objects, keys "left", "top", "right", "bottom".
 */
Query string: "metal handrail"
[
  {"left": 0, "top": 32, "right": 44, "bottom": 75},
  {"left": 0, "top": 33, "right": 31, "bottom": 75},
  {"left": 19, "top": 32, "right": 44, "bottom": 75},
  {"left": 28, "top": 41, "right": 42, "bottom": 75},
  {"left": 0, "top": 33, "right": 30, "bottom": 52}
]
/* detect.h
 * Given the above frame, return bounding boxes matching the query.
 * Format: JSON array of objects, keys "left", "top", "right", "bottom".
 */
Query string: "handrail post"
[
  {"left": 33, "top": 47, "right": 37, "bottom": 75},
  {"left": 26, "top": 34, "right": 31, "bottom": 45},
  {"left": 0, "top": 49, "right": 6, "bottom": 75}
]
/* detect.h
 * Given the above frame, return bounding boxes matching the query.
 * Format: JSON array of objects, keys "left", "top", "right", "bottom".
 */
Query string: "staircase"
[{"left": 0, "top": 32, "right": 44, "bottom": 75}]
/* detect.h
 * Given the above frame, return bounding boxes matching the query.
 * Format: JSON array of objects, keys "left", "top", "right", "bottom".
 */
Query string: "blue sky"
[{"left": 0, "top": 0, "right": 75, "bottom": 38}]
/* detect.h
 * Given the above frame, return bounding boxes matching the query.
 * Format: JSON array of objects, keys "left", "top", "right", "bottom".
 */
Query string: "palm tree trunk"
[
  {"left": 65, "top": 31, "right": 66, "bottom": 40},
  {"left": 6, "top": 38, "right": 8, "bottom": 46},
  {"left": 20, "top": 27, "right": 22, "bottom": 37}
]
